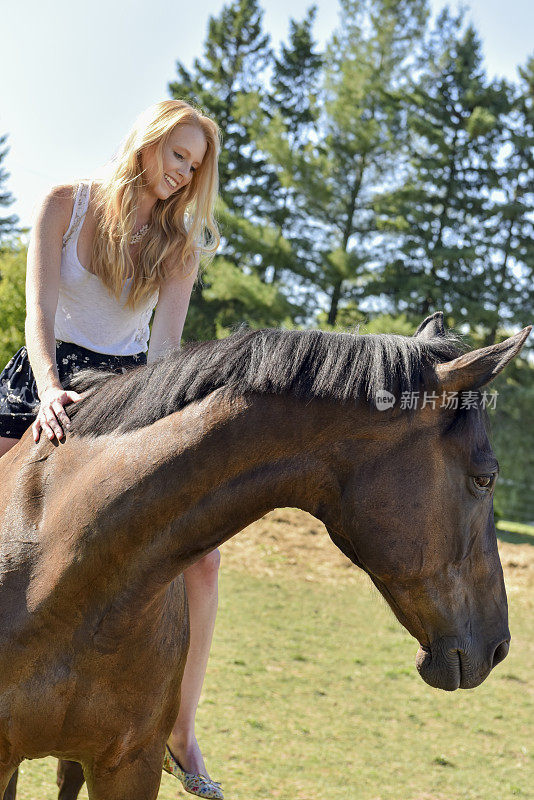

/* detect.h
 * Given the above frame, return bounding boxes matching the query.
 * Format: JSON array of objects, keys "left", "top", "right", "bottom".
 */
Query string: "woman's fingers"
[
  {"left": 33, "top": 411, "right": 57, "bottom": 443},
  {"left": 64, "top": 390, "right": 83, "bottom": 403},
  {"left": 43, "top": 425, "right": 56, "bottom": 441},
  {"left": 40, "top": 413, "right": 57, "bottom": 441},
  {"left": 44, "top": 407, "right": 64, "bottom": 440},
  {"left": 34, "top": 409, "right": 61, "bottom": 442},
  {"left": 34, "top": 387, "right": 85, "bottom": 444},
  {"left": 51, "top": 400, "right": 71, "bottom": 432},
  {"left": 32, "top": 417, "right": 42, "bottom": 443}
]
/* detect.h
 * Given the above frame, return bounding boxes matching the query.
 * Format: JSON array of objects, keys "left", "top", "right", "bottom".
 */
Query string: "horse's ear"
[
  {"left": 436, "top": 326, "right": 532, "bottom": 391},
  {"left": 414, "top": 312, "right": 445, "bottom": 340}
]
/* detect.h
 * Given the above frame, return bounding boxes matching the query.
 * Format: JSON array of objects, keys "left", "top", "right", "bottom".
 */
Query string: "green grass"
[
  {"left": 13, "top": 537, "right": 534, "bottom": 800},
  {"left": 495, "top": 519, "right": 534, "bottom": 544}
]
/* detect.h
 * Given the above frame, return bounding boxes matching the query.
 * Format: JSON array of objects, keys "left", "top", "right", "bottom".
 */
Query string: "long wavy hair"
[{"left": 90, "top": 99, "right": 221, "bottom": 307}]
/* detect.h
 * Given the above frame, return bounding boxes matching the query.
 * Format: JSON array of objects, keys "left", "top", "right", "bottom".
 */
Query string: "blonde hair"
[{"left": 90, "top": 99, "right": 221, "bottom": 307}]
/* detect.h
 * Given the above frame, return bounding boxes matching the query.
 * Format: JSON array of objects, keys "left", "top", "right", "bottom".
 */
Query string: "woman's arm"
[
  {"left": 147, "top": 251, "right": 200, "bottom": 364},
  {"left": 25, "top": 185, "right": 82, "bottom": 441}
]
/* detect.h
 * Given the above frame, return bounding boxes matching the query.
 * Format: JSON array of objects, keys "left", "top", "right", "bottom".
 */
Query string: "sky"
[{"left": 1, "top": 0, "right": 532, "bottom": 229}]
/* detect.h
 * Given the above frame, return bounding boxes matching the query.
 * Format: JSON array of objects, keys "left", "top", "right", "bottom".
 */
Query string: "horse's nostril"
[{"left": 492, "top": 640, "right": 510, "bottom": 668}]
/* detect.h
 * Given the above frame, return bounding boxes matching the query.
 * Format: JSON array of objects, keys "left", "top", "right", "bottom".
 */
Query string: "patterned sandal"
[{"left": 163, "top": 745, "right": 224, "bottom": 800}]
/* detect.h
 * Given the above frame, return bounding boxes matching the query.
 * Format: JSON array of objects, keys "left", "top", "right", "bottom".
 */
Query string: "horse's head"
[{"left": 328, "top": 314, "right": 531, "bottom": 691}]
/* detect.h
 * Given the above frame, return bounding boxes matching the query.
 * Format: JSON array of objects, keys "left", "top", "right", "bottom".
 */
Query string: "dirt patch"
[
  {"left": 220, "top": 508, "right": 360, "bottom": 584},
  {"left": 220, "top": 509, "right": 534, "bottom": 593},
  {"left": 499, "top": 538, "right": 534, "bottom": 595}
]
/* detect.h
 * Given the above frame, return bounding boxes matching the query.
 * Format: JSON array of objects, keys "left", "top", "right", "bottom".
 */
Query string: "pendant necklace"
[{"left": 130, "top": 223, "right": 149, "bottom": 245}]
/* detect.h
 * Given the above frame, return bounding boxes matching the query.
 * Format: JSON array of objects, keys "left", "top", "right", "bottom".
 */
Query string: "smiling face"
[{"left": 141, "top": 123, "right": 207, "bottom": 202}]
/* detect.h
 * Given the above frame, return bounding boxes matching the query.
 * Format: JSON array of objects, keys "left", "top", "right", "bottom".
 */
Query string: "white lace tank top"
[{"left": 54, "top": 181, "right": 159, "bottom": 355}]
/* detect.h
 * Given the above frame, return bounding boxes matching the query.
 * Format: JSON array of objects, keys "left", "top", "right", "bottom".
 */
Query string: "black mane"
[{"left": 67, "top": 328, "right": 463, "bottom": 437}]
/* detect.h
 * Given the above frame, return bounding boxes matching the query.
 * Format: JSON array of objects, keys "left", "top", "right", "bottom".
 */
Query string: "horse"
[{"left": 0, "top": 313, "right": 530, "bottom": 800}]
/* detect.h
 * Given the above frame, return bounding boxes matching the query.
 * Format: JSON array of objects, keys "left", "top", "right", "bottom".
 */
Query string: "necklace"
[{"left": 130, "top": 223, "right": 149, "bottom": 245}]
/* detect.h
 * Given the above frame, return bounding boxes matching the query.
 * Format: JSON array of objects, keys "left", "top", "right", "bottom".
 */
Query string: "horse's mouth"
[
  {"left": 415, "top": 643, "right": 462, "bottom": 690},
  {"left": 415, "top": 637, "right": 509, "bottom": 691}
]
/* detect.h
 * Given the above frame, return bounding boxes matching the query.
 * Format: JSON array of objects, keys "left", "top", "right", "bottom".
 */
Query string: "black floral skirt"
[{"left": 0, "top": 341, "right": 146, "bottom": 439}]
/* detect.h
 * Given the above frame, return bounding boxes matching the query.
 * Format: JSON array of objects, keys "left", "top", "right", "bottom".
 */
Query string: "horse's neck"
[
  {"left": 25, "top": 392, "right": 347, "bottom": 617},
  {"left": 124, "top": 392, "right": 346, "bottom": 574}
]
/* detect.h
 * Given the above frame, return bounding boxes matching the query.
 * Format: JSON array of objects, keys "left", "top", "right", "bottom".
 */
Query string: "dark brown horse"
[{"left": 0, "top": 314, "right": 530, "bottom": 800}]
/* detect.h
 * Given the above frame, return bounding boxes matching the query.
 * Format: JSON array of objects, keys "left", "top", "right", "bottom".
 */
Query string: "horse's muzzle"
[{"left": 415, "top": 635, "right": 510, "bottom": 691}]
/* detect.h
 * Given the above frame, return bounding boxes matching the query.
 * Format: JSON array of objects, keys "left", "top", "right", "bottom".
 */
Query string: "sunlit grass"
[{"left": 497, "top": 520, "right": 534, "bottom": 538}]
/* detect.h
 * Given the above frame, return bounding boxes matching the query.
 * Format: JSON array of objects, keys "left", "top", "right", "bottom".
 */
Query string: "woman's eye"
[{"left": 174, "top": 152, "right": 195, "bottom": 172}]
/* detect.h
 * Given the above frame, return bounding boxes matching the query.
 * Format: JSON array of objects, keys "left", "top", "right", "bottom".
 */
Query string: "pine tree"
[
  {"left": 479, "top": 58, "right": 534, "bottom": 343},
  {"left": 271, "top": 8, "right": 322, "bottom": 141},
  {"left": 482, "top": 58, "right": 534, "bottom": 519},
  {"left": 260, "top": 0, "right": 429, "bottom": 327},
  {"left": 0, "top": 134, "right": 19, "bottom": 245},
  {"left": 169, "top": 0, "right": 271, "bottom": 212},
  {"left": 251, "top": 6, "right": 324, "bottom": 303},
  {"left": 372, "top": 10, "right": 514, "bottom": 333}
]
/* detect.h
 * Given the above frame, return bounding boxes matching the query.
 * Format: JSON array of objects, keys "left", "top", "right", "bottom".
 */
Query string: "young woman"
[{"left": 0, "top": 99, "right": 224, "bottom": 800}]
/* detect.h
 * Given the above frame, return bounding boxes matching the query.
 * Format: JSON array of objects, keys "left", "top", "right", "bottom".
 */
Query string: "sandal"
[{"left": 163, "top": 745, "right": 224, "bottom": 800}]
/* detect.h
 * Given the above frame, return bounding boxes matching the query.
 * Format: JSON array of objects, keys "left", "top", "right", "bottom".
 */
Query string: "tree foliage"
[
  {"left": 0, "top": 243, "right": 26, "bottom": 367},
  {"left": 371, "top": 10, "right": 532, "bottom": 344},
  {"left": 0, "top": 133, "right": 19, "bottom": 245}
]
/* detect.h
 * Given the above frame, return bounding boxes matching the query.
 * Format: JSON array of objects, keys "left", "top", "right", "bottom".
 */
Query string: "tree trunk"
[{"left": 327, "top": 280, "right": 343, "bottom": 326}]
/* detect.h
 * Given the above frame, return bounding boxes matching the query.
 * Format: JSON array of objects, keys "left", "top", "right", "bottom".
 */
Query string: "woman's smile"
[{"left": 164, "top": 173, "right": 179, "bottom": 190}]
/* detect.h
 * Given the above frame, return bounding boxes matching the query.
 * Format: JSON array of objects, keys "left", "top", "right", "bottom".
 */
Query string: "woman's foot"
[
  {"left": 163, "top": 741, "right": 223, "bottom": 800},
  {"left": 167, "top": 733, "right": 208, "bottom": 778}
]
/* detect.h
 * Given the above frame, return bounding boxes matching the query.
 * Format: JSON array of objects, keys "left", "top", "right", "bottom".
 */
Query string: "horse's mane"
[{"left": 67, "top": 328, "right": 463, "bottom": 437}]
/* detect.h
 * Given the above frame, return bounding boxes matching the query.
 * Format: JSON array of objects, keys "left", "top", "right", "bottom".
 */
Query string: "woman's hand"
[{"left": 32, "top": 386, "right": 83, "bottom": 443}]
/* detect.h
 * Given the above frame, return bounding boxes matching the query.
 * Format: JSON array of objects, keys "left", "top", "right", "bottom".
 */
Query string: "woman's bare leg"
[
  {"left": 167, "top": 549, "right": 221, "bottom": 778},
  {"left": 0, "top": 437, "right": 18, "bottom": 458}
]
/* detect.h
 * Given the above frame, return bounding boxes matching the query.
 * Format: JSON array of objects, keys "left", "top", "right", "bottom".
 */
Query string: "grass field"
[{"left": 13, "top": 511, "right": 534, "bottom": 800}]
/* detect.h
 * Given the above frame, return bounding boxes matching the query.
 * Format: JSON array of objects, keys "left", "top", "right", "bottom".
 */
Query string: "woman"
[{"left": 0, "top": 99, "right": 224, "bottom": 800}]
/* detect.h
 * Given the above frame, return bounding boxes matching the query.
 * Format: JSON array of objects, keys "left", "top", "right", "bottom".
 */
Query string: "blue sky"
[{"left": 1, "top": 0, "right": 532, "bottom": 229}]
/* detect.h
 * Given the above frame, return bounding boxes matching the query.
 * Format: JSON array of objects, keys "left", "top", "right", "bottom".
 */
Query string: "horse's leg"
[
  {"left": 84, "top": 747, "right": 163, "bottom": 800},
  {"left": 0, "top": 768, "right": 18, "bottom": 800},
  {"left": 57, "top": 759, "right": 85, "bottom": 800}
]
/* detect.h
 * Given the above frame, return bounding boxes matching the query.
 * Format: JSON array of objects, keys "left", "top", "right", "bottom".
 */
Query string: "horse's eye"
[{"left": 473, "top": 474, "right": 495, "bottom": 490}]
